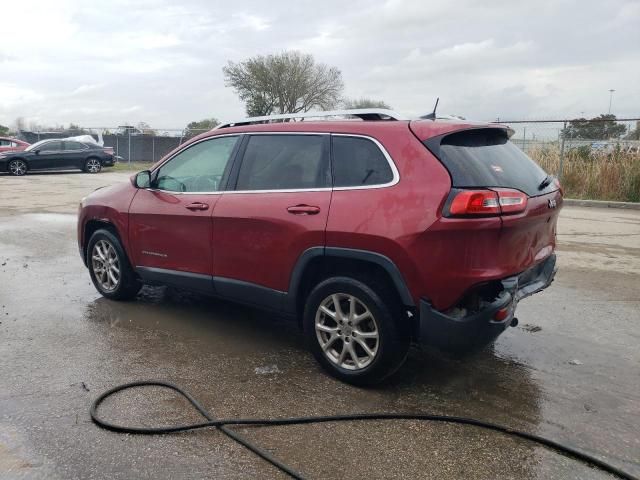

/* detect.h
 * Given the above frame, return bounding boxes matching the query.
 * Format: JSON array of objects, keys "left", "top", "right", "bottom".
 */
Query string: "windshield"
[{"left": 25, "top": 140, "right": 50, "bottom": 152}]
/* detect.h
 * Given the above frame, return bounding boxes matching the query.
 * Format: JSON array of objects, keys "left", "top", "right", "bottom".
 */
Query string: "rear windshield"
[{"left": 426, "top": 129, "right": 549, "bottom": 196}]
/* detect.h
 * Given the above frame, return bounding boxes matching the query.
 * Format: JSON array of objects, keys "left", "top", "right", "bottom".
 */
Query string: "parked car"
[
  {"left": 0, "top": 137, "right": 29, "bottom": 153},
  {"left": 77, "top": 109, "right": 562, "bottom": 384},
  {"left": 0, "top": 138, "right": 114, "bottom": 176}
]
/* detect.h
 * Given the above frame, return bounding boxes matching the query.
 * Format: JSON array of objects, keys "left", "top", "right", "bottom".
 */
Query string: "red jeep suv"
[{"left": 78, "top": 109, "right": 562, "bottom": 384}]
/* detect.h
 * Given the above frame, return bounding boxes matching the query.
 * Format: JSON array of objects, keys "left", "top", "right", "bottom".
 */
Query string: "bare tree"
[
  {"left": 343, "top": 98, "right": 391, "bottom": 109},
  {"left": 223, "top": 51, "right": 344, "bottom": 116}
]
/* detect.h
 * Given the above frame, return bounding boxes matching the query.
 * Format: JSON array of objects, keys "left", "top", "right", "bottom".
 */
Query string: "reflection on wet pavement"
[{"left": 0, "top": 193, "right": 638, "bottom": 478}]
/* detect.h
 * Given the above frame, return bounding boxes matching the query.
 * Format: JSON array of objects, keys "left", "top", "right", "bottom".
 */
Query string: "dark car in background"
[
  {"left": 0, "top": 139, "right": 114, "bottom": 176},
  {"left": 0, "top": 137, "right": 30, "bottom": 154}
]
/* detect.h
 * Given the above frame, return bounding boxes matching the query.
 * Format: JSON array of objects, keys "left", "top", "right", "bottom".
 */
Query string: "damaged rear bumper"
[{"left": 418, "top": 254, "right": 557, "bottom": 351}]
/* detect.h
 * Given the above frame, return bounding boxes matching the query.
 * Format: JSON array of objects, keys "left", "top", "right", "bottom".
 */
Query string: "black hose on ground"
[{"left": 90, "top": 380, "right": 638, "bottom": 480}]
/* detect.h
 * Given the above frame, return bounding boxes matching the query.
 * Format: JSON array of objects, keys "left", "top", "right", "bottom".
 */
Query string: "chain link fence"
[
  {"left": 17, "top": 127, "right": 211, "bottom": 164},
  {"left": 500, "top": 118, "right": 640, "bottom": 202},
  {"left": 14, "top": 118, "right": 640, "bottom": 201}
]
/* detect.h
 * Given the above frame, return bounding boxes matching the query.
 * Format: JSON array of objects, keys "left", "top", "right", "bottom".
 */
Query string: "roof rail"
[{"left": 216, "top": 108, "right": 408, "bottom": 129}]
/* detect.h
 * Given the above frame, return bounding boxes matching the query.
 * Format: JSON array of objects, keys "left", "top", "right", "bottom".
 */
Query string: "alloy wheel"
[
  {"left": 91, "top": 240, "right": 120, "bottom": 291},
  {"left": 9, "top": 160, "right": 27, "bottom": 176},
  {"left": 86, "top": 159, "right": 102, "bottom": 173},
  {"left": 315, "top": 293, "right": 380, "bottom": 370}
]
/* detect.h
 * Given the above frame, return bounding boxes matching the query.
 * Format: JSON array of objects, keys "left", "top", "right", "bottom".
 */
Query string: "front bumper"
[{"left": 419, "top": 254, "right": 557, "bottom": 352}]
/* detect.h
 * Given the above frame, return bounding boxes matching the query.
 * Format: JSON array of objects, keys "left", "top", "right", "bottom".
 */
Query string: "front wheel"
[
  {"left": 87, "top": 229, "right": 141, "bottom": 300},
  {"left": 8, "top": 159, "right": 28, "bottom": 176},
  {"left": 303, "top": 277, "right": 409, "bottom": 385},
  {"left": 85, "top": 158, "right": 102, "bottom": 173}
]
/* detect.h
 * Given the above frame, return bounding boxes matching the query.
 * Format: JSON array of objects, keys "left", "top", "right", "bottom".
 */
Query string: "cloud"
[{"left": 0, "top": 0, "right": 637, "bottom": 128}]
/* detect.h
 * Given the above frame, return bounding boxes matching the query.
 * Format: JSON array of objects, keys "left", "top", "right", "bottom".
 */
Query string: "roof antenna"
[{"left": 420, "top": 98, "right": 439, "bottom": 120}]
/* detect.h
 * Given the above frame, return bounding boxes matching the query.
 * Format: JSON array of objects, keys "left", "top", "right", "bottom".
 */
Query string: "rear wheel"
[
  {"left": 8, "top": 159, "right": 27, "bottom": 176},
  {"left": 303, "top": 276, "right": 409, "bottom": 385},
  {"left": 85, "top": 158, "right": 102, "bottom": 173},
  {"left": 87, "top": 229, "right": 141, "bottom": 300}
]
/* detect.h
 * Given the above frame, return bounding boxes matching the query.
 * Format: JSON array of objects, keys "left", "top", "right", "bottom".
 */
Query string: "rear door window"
[
  {"left": 331, "top": 136, "right": 394, "bottom": 187},
  {"left": 65, "top": 141, "right": 88, "bottom": 151},
  {"left": 426, "top": 129, "right": 549, "bottom": 196},
  {"left": 235, "top": 135, "right": 329, "bottom": 191}
]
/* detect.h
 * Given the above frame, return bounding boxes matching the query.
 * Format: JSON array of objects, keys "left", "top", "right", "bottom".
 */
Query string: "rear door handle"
[
  {"left": 185, "top": 202, "right": 209, "bottom": 211},
  {"left": 287, "top": 204, "right": 321, "bottom": 215}
]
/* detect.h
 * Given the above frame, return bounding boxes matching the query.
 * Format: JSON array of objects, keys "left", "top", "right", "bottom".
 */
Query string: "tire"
[
  {"left": 303, "top": 276, "right": 410, "bottom": 385},
  {"left": 8, "top": 159, "right": 28, "bottom": 176},
  {"left": 85, "top": 158, "right": 102, "bottom": 173},
  {"left": 87, "top": 229, "right": 141, "bottom": 300}
]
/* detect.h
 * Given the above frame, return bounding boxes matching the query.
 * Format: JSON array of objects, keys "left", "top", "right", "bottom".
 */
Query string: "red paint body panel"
[
  {"left": 78, "top": 117, "right": 561, "bottom": 316},
  {"left": 78, "top": 182, "right": 138, "bottom": 260},
  {"left": 212, "top": 191, "right": 331, "bottom": 291},
  {"left": 128, "top": 189, "right": 220, "bottom": 275},
  {"left": 0, "top": 137, "right": 29, "bottom": 153}
]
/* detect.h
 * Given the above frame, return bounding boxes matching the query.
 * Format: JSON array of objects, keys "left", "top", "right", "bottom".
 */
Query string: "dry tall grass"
[{"left": 530, "top": 147, "right": 640, "bottom": 202}]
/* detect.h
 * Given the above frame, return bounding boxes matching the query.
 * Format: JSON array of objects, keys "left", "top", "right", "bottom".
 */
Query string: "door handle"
[
  {"left": 185, "top": 202, "right": 209, "bottom": 211},
  {"left": 287, "top": 204, "right": 321, "bottom": 215}
]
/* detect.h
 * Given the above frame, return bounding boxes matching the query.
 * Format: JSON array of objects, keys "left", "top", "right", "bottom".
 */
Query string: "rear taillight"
[{"left": 445, "top": 189, "right": 527, "bottom": 217}]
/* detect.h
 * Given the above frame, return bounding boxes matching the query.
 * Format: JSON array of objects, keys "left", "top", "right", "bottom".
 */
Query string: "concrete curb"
[{"left": 564, "top": 198, "right": 640, "bottom": 210}]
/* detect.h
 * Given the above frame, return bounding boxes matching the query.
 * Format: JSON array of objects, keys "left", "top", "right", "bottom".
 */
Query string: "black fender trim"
[
  {"left": 137, "top": 267, "right": 214, "bottom": 294},
  {"left": 285, "top": 246, "right": 415, "bottom": 314},
  {"left": 325, "top": 247, "right": 415, "bottom": 307}
]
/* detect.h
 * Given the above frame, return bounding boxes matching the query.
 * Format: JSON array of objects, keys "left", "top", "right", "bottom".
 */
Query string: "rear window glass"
[
  {"left": 428, "top": 129, "right": 549, "bottom": 196},
  {"left": 332, "top": 136, "right": 393, "bottom": 187}
]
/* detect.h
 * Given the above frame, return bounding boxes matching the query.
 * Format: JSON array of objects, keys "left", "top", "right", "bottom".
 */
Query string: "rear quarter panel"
[{"left": 325, "top": 123, "right": 453, "bottom": 307}]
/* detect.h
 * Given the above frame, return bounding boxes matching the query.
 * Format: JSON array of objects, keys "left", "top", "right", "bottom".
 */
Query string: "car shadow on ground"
[{"left": 83, "top": 285, "right": 542, "bottom": 420}]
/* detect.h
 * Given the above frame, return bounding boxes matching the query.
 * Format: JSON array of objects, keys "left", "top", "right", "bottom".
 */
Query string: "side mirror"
[
  {"left": 134, "top": 170, "right": 151, "bottom": 188},
  {"left": 34, "top": 149, "right": 40, "bottom": 154}
]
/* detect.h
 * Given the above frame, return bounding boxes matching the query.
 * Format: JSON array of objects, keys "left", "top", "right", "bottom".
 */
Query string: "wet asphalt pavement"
[{"left": 0, "top": 171, "right": 639, "bottom": 479}]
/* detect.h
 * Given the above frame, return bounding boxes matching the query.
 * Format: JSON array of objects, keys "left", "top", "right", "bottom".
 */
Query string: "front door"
[
  {"left": 212, "top": 134, "right": 332, "bottom": 306},
  {"left": 128, "top": 135, "right": 241, "bottom": 288},
  {"left": 32, "top": 140, "right": 64, "bottom": 169}
]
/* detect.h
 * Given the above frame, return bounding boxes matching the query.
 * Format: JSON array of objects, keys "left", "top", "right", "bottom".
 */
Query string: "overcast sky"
[{"left": 1, "top": 0, "right": 638, "bottom": 129}]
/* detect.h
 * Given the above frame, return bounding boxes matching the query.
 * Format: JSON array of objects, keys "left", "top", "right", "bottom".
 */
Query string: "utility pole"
[{"left": 608, "top": 89, "right": 615, "bottom": 114}]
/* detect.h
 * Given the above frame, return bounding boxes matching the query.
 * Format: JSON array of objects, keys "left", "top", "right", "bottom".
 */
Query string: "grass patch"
[
  {"left": 531, "top": 148, "right": 640, "bottom": 202},
  {"left": 111, "top": 162, "right": 155, "bottom": 172}
]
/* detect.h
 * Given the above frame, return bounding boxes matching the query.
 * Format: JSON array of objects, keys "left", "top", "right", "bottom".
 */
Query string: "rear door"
[
  {"left": 63, "top": 141, "right": 90, "bottom": 169},
  {"left": 128, "top": 135, "right": 240, "bottom": 289},
  {"left": 211, "top": 133, "right": 331, "bottom": 306},
  {"left": 425, "top": 127, "right": 563, "bottom": 273}
]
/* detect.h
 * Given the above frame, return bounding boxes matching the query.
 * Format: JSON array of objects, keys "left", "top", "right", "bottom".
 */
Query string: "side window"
[
  {"left": 0, "top": 140, "right": 10, "bottom": 146},
  {"left": 332, "top": 136, "right": 394, "bottom": 187},
  {"left": 236, "top": 135, "right": 329, "bottom": 191},
  {"left": 154, "top": 136, "right": 238, "bottom": 192},
  {"left": 65, "top": 141, "right": 87, "bottom": 151},
  {"left": 41, "top": 141, "right": 63, "bottom": 152}
]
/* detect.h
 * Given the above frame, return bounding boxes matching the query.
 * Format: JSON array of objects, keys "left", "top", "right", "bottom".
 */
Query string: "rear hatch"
[{"left": 422, "top": 126, "right": 563, "bottom": 275}]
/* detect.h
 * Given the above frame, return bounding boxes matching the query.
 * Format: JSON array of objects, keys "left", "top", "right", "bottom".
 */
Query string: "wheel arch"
[
  {"left": 83, "top": 219, "right": 123, "bottom": 265},
  {"left": 288, "top": 247, "right": 415, "bottom": 321},
  {"left": 7, "top": 157, "right": 29, "bottom": 171}
]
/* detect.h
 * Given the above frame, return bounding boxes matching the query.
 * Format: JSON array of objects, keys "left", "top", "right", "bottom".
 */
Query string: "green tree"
[
  {"left": 66, "top": 123, "right": 88, "bottom": 136},
  {"left": 137, "top": 122, "right": 156, "bottom": 136},
  {"left": 223, "top": 51, "right": 344, "bottom": 116},
  {"left": 562, "top": 114, "right": 627, "bottom": 140},
  {"left": 343, "top": 98, "right": 391, "bottom": 109},
  {"left": 0, "top": 125, "right": 9, "bottom": 136},
  {"left": 184, "top": 118, "right": 219, "bottom": 139}
]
